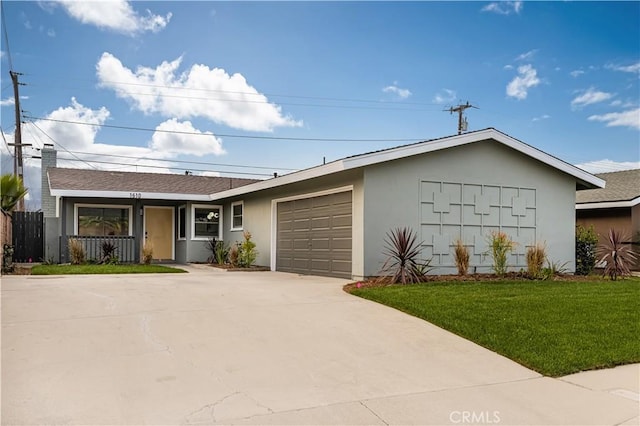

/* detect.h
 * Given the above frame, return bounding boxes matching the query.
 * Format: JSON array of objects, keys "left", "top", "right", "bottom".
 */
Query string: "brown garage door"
[{"left": 277, "top": 191, "right": 352, "bottom": 278}]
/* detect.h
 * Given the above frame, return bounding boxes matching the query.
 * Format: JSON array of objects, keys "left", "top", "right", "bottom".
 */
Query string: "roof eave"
[
  {"left": 210, "top": 128, "right": 605, "bottom": 200},
  {"left": 576, "top": 196, "right": 640, "bottom": 209},
  {"left": 49, "top": 189, "right": 213, "bottom": 201}
]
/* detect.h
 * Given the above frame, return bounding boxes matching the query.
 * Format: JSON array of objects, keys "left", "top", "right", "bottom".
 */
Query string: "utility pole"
[
  {"left": 9, "top": 70, "right": 26, "bottom": 211},
  {"left": 446, "top": 101, "right": 478, "bottom": 135}
]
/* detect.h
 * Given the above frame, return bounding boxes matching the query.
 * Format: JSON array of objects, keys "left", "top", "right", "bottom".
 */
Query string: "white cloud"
[
  {"left": 382, "top": 82, "right": 412, "bottom": 99},
  {"left": 47, "top": 28, "right": 56, "bottom": 37},
  {"left": 575, "top": 159, "right": 640, "bottom": 174},
  {"left": 150, "top": 119, "right": 225, "bottom": 156},
  {"left": 200, "top": 171, "right": 221, "bottom": 177},
  {"left": 1, "top": 97, "right": 15, "bottom": 107},
  {"left": 481, "top": 1, "right": 523, "bottom": 15},
  {"left": 571, "top": 87, "right": 614, "bottom": 109},
  {"left": 55, "top": 0, "right": 171, "bottom": 35},
  {"left": 515, "top": 49, "right": 537, "bottom": 61},
  {"left": 532, "top": 114, "right": 550, "bottom": 122},
  {"left": 96, "top": 52, "right": 302, "bottom": 132},
  {"left": 606, "top": 62, "right": 640, "bottom": 74},
  {"left": 506, "top": 64, "right": 540, "bottom": 100},
  {"left": 588, "top": 108, "right": 640, "bottom": 130},
  {"left": 503, "top": 64, "right": 514, "bottom": 70},
  {"left": 570, "top": 70, "right": 584, "bottom": 78},
  {"left": 433, "top": 89, "right": 456, "bottom": 104}
]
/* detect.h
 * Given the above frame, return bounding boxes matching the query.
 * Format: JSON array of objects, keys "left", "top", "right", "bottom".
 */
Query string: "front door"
[{"left": 144, "top": 207, "right": 174, "bottom": 260}]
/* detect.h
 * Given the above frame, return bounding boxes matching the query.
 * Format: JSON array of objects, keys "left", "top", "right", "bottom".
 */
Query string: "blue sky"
[{"left": 1, "top": 1, "right": 639, "bottom": 208}]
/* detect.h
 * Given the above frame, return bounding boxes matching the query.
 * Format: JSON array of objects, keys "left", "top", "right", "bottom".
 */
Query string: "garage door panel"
[
  {"left": 311, "top": 217, "right": 331, "bottom": 230},
  {"left": 277, "top": 191, "right": 352, "bottom": 278}
]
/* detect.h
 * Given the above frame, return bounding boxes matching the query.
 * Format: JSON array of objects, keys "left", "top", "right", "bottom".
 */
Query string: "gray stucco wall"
[
  {"left": 225, "top": 169, "right": 364, "bottom": 272},
  {"left": 362, "top": 140, "right": 577, "bottom": 276}
]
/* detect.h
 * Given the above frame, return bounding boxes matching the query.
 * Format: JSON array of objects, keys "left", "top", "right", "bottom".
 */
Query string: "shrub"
[
  {"left": 453, "top": 239, "right": 469, "bottom": 275},
  {"left": 239, "top": 231, "right": 258, "bottom": 267},
  {"left": 575, "top": 224, "right": 598, "bottom": 275},
  {"left": 2, "top": 243, "right": 14, "bottom": 273},
  {"left": 229, "top": 244, "right": 240, "bottom": 267},
  {"left": 487, "top": 231, "right": 515, "bottom": 276},
  {"left": 141, "top": 243, "right": 153, "bottom": 265},
  {"left": 526, "top": 243, "right": 547, "bottom": 279},
  {"left": 599, "top": 229, "right": 637, "bottom": 281},
  {"left": 206, "top": 238, "right": 228, "bottom": 265},
  {"left": 100, "top": 241, "right": 118, "bottom": 265},
  {"left": 68, "top": 238, "right": 85, "bottom": 265},
  {"left": 379, "top": 227, "right": 426, "bottom": 284}
]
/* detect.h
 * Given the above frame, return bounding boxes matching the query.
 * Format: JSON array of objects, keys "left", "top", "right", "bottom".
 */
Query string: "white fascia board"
[
  {"left": 208, "top": 128, "right": 605, "bottom": 200},
  {"left": 576, "top": 196, "right": 640, "bottom": 209},
  {"left": 209, "top": 161, "right": 346, "bottom": 201},
  {"left": 49, "top": 189, "right": 211, "bottom": 201},
  {"left": 489, "top": 132, "right": 605, "bottom": 189}
]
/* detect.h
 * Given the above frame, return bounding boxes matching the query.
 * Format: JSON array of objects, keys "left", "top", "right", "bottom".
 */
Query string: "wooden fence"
[{"left": 12, "top": 211, "right": 43, "bottom": 263}]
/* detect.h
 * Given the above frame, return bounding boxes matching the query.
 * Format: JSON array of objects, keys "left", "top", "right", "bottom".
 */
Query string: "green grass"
[
  {"left": 350, "top": 279, "right": 640, "bottom": 376},
  {"left": 31, "top": 264, "right": 187, "bottom": 275}
]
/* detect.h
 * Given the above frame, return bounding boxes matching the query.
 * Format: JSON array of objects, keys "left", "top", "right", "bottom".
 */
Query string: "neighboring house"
[
  {"left": 576, "top": 169, "right": 640, "bottom": 270},
  {"left": 42, "top": 129, "right": 604, "bottom": 278}
]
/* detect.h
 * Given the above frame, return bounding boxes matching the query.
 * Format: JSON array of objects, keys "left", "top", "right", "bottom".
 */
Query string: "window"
[
  {"left": 192, "top": 204, "right": 222, "bottom": 240},
  {"left": 76, "top": 205, "right": 132, "bottom": 236},
  {"left": 231, "top": 201, "right": 243, "bottom": 230},
  {"left": 177, "top": 206, "right": 186, "bottom": 240}
]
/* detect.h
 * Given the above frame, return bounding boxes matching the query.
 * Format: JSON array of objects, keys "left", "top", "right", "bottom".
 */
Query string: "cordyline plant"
[
  {"left": 599, "top": 229, "right": 637, "bottom": 281},
  {"left": 379, "top": 227, "right": 427, "bottom": 284}
]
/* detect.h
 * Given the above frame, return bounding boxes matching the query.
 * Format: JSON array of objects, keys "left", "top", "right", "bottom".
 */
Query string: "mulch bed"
[
  {"left": 343, "top": 272, "right": 602, "bottom": 292},
  {"left": 208, "top": 264, "right": 271, "bottom": 272}
]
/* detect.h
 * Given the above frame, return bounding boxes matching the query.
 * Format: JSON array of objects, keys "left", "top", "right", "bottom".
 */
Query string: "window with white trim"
[
  {"left": 76, "top": 204, "right": 132, "bottom": 236},
  {"left": 192, "top": 204, "right": 222, "bottom": 240},
  {"left": 177, "top": 206, "right": 186, "bottom": 240},
  {"left": 231, "top": 201, "right": 243, "bottom": 231}
]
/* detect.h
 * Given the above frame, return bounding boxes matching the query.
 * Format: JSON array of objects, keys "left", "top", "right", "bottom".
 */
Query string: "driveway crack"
[
  {"left": 359, "top": 400, "right": 389, "bottom": 425},
  {"left": 140, "top": 314, "right": 172, "bottom": 355}
]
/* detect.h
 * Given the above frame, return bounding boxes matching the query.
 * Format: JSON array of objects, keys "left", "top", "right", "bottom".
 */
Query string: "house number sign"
[{"left": 130, "top": 192, "right": 142, "bottom": 199}]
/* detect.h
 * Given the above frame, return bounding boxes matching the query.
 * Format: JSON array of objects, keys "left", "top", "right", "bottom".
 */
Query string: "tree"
[{"left": 1, "top": 174, "right": 28, "bottom": 212}]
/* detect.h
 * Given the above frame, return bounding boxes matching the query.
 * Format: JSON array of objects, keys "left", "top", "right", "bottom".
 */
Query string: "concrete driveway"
[{"left": 2, "top": 265, "right": 638, "bottom": 425}]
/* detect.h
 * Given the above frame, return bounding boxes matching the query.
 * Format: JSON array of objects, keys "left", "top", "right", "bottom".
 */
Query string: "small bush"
[
  {"left": 575, "top": 224, "right": 598, "bottom": 275},
  {"left": 526, "top": 243, "right": 547, "bottom": 279},
  {"left": 206, "top": 238, "right": 229, "bottom": 264},
  {"left": 68, "top": 238, "right": 85, "bottom": 265},
  {"left": 141, "top": 243, "right": 153, "bottom": 265},
  {"left": 2, "top": 243, "right": 14, "bottom": 273},
  {"left": 599, "top": 229, "right": 637, "bottom": 281},
  {"left": 239, "top": 231, "right": 258, "bottom": 267},
  {"left": 453, "top": 239, "right": 469, "bottom": 275},
  {"left": 100, "top": 241, "right": 118, "bottom": 265},
  {"left": 379, "top": 227, "right": 425, "bottom": 284},
  {"left": 487, "top": 231, "right": 515, "bottom": 276},
  {"left": 229, "top": 244, "right": 240, "bottom": 267}
]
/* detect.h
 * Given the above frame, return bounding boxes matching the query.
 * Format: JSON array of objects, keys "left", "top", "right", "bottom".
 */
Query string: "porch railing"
[{"left": 65, "top": 235, "right": 136, "bottom": 263}]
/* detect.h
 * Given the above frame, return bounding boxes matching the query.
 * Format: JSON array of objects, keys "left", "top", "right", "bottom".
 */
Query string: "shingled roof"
[
  {"left": 576, "top": 169, "right": 640, "bottom": 205},
  {"left": 48, "top": 167, "right": 260, "bottom": 200}
]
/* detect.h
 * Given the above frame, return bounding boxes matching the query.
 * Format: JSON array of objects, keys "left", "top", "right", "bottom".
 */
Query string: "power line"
[
  {"left": 28, "top": 120, "right": 98, "bottom": 170},
  {"left": 28, "top": 77, "right": 441, "bottom": 107},
  {"left": 23, "top": 115, "right": 425, "bottom": 142},
  {"left": 23, "top": 154, "right": 274, "bottom": 177},
  {"left": 1, "top": 1, "right": 13, "bottom": 71},
  {"left": 55, "top": 149, "right": 297, "bottom": 171}
]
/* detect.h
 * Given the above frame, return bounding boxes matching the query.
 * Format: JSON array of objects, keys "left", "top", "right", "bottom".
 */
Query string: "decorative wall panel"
[{"left": 420, "top": 181, "right": 537, "bottom": 269}]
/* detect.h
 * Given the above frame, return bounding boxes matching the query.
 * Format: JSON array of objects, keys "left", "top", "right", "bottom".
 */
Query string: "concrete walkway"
[{"left": 1, "top": 264, "right": 638, "bottom": 425}]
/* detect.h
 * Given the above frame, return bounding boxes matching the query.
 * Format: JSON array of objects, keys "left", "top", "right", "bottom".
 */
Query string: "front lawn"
[
  {"left": 349, "top": 278, "right": 640, "bottom": 376},
  {"left": 31, "top": 264, "right": 187, "bottom": 275}
]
